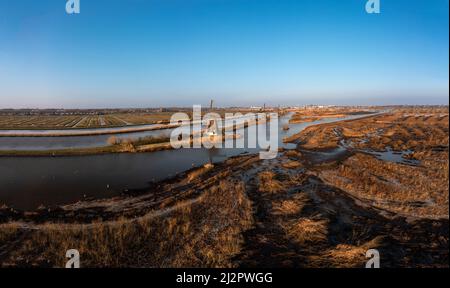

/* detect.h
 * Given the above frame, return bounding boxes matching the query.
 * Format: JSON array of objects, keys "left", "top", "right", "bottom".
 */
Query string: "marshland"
[{"left": 0, "top": 106, "right": 448, "bottom": 267}]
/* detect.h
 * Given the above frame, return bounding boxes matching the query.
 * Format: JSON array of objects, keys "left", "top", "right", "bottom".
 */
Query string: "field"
[
  {"left": 0, "top": 106, "right": 448, "bottom": 267},
  {"left": 0, "top": 113, "right": 175, "bottom": 130},
  {"left": 0, "top": 108, "right": 272, "bottom": 130}
]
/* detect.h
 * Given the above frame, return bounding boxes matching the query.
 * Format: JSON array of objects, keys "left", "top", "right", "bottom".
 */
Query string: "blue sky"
[{"left": 0, "top": 0, "right": 448, "bottom": 108}]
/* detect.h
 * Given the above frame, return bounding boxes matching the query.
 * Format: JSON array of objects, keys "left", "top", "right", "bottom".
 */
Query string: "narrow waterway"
[
  {"left": 0, "top": 114, "right": 258, "bottom": 151},
  {"left": 0, "top": 112, "right": 376, "bottom": 210}
]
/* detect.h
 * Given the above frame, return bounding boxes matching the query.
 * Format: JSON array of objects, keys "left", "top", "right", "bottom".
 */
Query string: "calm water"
[
  {"left": 0, "top": 114, "right": 259, "bottom": 151},
  {"left": 0, "top": 113, "right": 374, "bottom": 210},
  {"left": 364, "top": 147, "right": 420, "bottom": 166},
  {"left": 0, "top": 129, "right": 174, "bottom": 151}
]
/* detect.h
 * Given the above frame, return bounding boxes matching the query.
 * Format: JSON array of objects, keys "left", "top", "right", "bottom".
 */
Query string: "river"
[{"left": 0, "top": 112, "right": 376, "bottom": 210}]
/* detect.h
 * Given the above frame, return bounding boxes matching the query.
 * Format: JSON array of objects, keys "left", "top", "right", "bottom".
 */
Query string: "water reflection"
[
  {"left": 364, "top": 147, "right": 420, "bottom": 166},
  {"left": 0, "top": 112, "right": 375, "bottom": 210}
]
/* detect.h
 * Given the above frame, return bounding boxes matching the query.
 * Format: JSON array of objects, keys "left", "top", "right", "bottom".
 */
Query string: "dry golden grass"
[
  {"left": 1, "top": 107, "right": 447, "bottom": 268},
  {"left": 341, "top": 127, "right": 364, "bottom": 137},
  {"left": 284, "top": 150, "right": 302, "bottom": 159},
  {"left": 283, "top": 218, "right": 328, "bottom": 245},
  {"left": 282, "top": 160, "right": 302, "bottom": 169},
  {"left": 288, "top": 107, "right": 449, "bottom": 152},
  {"left": 290, "top": 125, "right": 341, "bottom": 149},
  {"left": 320, "top": 152, "right": 449, "bottom": 218},
  {"left": 186, "top": 164, "right": 214, "bottom": 182},
  {"left": 287, "top": 107, "right": 449, "bottom": 218},
  {"left": 288, "top": 108, "right": 365, "bottom": 124},
  {"left": 1, "top": 180, "right": 253, "bottom": 268},
  {"left": 107, "top": 136, "right": 119, "bottom": 145},
  {"left": 0, "top": 223, "right": 20, "bottom": 246},
  {"left": 309, "top": 236, "right": 384, "bottom": 268},
  {"left": 258, "top": 171, "right": 285, "bottom": 194},
  {"left": 272, "top": 193, "right": 309, "bottom": 216}
]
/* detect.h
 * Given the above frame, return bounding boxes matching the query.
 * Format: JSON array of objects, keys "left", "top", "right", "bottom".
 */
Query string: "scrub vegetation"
[{"left": 0, "top": 106, "right": 448, "bottom": 268}]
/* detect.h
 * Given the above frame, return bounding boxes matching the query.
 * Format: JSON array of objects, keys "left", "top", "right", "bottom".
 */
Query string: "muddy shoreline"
[
  {"left": 1, "top": 108, "right": 447, "bottom": 268},
  {"left": 1, "top": 146, "right": 447, "bottom": 267},
  {"left": 0, "top": 154, "right": 260, "bottom": 223}
]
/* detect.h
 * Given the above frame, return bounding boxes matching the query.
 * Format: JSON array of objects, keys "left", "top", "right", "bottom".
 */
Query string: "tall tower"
[{"left": 210, "top": 99, "right": 214, "bottom": 110}]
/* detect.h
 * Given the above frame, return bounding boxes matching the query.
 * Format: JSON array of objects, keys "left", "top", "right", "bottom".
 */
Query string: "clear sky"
[{"left": 0, "top": 0, "right": 448, "bottom": 108}]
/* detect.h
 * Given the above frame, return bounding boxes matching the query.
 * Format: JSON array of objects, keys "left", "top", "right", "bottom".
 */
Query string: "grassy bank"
[
  {"left": 0, "top": 180, "right": 253, "bottom": 267},
  {"left": 0, "top": 136, "right": 172, "bottom": 157}
]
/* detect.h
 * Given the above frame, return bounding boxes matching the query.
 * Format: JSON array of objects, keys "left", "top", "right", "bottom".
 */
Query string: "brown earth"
[{"left": 0, "top": 107, "right": 448, "bottom": 268}]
